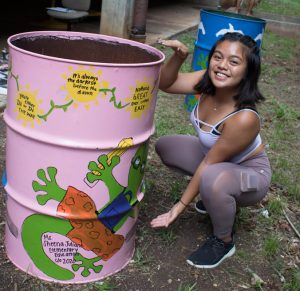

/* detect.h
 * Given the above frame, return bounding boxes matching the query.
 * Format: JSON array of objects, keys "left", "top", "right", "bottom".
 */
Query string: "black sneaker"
[
  {"left": 195, "top": 200, "right": 207, "bottom": 214},
  {"left": 186, "top": 236, "right": 236, "bottom": 268}
]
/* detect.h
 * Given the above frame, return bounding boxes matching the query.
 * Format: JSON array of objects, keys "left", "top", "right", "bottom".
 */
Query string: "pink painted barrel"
[{"left": 3, "top": 31, "right": 164, "bottom": 283}]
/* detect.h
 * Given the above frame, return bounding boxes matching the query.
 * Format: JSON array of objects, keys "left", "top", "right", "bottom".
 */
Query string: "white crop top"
[{"left": 190, "top": 102, "right": 262, "bottom": 164}]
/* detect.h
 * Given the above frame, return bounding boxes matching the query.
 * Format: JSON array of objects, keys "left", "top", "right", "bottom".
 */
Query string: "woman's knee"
[
  {"left": 155, "top": 136, "right": 165, "bottom": 156},
  {"left": 155, "top": 136, "right": 175, "bottom": 164},
  {"left": 200, "top": 165, "right": 238, "bottom": 201}
]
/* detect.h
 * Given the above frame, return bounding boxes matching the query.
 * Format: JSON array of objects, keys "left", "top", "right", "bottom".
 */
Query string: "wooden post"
[{"left": 100, "top": 0, "right": 135, "bottom": 39}]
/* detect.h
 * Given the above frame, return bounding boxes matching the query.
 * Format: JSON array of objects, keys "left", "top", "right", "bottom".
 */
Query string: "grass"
[
  {"left": 256, "top": 0, "right": 300, "bottom": 17},
  {"left": 94, "top": 279, "right": 118, "bottom": 291},
  {"left": 132, "top": 247, "right": 153, "bottom": 272},
  {"left": 263, "top": 235, "right": 281, "bottom": 257},
  {"left": 267, "top": 197, "right": 285, "bottom": 216},
  {"left": 235, "top": 249, "right": 252, "bottom": 259},
  {"left": 283, "top": 268, "right": 300, "bottom": 291},
  {"left": 158, "top": 229, "right": 177, "bottom": 244},
  {"left": 178, "top": 282, "right": 197, "bottom": 291},
  {"left": 170, "top": 180, "right": 187, "bottom": 203},
  {"left": 262, "top": 30, "right": 299, "bottom": 61},
  {"left": 261, "top": 98, "right": 300, "bottom": 202},
  {"left": 259, "top": 29, "right": 300, "bottom": 203}
]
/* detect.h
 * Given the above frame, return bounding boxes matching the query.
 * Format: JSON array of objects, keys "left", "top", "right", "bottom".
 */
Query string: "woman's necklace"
[{"left": 213, "top": 100, "right": 218, "bottom": 111}]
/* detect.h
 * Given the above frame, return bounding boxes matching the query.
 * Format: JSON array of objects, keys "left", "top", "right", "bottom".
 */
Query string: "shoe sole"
[
  {"left": 194, "top": 205, "right": 207, "bottom": 214},
  {"left": 186, "top": 245, "right": 236, "bottom": 269}
]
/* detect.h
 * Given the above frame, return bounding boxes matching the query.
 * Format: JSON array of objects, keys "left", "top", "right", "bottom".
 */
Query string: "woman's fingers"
[
  {"left": 150, "top": 212, "right": 171, "bottom": 228},
  {"left": 157, "top": 39, "right": 189, "bottom": 59}
]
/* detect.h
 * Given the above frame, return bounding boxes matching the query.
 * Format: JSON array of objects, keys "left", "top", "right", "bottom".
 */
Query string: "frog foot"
[
  {"left": 32, "top": 167, "right": 65, "bottom": 205},
  {"left": 86, "top": 155, "right": 120, "bottom": 183},
  {"left": 71, "top": 253, "right": 103, "bottom": 277}
]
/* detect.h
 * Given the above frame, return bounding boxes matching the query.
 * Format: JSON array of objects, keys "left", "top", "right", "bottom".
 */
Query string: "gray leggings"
[{"left": 155, "top": 135, "right": 272, "bottom": 238}]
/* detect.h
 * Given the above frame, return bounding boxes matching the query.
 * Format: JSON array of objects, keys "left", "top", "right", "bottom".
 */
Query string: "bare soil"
[{"left": 0, "top": 27, "right": 299, "bottom": 291}]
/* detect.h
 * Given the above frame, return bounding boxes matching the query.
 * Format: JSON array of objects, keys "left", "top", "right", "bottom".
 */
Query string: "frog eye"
[
  {"left": 131, "top": 156, "right": 141, "bottom": 169},
  {"left": 134, "top": 158, "right": 140, "bottom": 167}
]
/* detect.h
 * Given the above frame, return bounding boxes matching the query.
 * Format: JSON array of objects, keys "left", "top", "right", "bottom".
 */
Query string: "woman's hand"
[
  {"left": 157, "top": 39, "right": 189, "bottom": 59},
  {"left": 150, "top": 202, "right": 185, "bottom": 228}
]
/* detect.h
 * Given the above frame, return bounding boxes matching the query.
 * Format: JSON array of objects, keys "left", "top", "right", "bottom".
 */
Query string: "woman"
[{"left": 150, "top": 33, "right": 271, "bottom": 269}]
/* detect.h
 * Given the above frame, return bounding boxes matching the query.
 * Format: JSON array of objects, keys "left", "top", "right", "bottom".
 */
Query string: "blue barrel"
[{"left": 185, "top": 9, "right": 266, "bottom": 111}]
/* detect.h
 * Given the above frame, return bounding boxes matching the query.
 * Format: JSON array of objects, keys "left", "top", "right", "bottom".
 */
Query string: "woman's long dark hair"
[{"left": 194, "top": 32, "right": 264, "bottom": 109}]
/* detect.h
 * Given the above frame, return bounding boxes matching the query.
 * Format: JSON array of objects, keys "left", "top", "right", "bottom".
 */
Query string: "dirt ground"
[{"left": 0, "top": 27, "right": 299, "bottom": 290}]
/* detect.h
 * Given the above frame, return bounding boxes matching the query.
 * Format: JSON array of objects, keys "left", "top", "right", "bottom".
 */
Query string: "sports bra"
[{"left": 190, "top": 101, "right": 262, "bottom": 164}]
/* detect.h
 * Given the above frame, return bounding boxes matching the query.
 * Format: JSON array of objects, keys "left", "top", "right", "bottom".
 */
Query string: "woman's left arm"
[{"left": 151, "top": 111, "right": 260, "bottom": 228}]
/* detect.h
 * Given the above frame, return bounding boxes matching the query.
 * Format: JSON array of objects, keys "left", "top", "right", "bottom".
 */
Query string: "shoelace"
[{"left": 205, "top": 236, "right": 226, "bottom": 251}]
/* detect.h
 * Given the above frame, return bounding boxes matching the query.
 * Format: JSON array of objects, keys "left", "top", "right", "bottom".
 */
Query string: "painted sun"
[
  {"left": 125, "top": 77, "right": 154, "bottom": 119},
  {"left": 60, "top": 65, "right": 106, "bottom": 110},
  {"left": 14, "top": 84, "right": 44, "bottom": 128}
]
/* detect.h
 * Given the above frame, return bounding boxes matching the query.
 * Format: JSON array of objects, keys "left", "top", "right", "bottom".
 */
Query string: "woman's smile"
[{"left": 214, "top": 71, "right": 230, "bottom": 80}]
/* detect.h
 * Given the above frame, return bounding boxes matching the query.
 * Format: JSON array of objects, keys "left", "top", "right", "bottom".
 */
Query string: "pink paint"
[{"left": 4, "top": 31, "right": 164, "bottom": 283}]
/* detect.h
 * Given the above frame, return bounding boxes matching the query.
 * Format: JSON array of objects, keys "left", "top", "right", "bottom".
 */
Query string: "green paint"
[
  {"left": 23, "top": 141, "right": 149, "bottom": 280},
  {"left": 33, "top": 167, "right": 66, "bottom": 205},
  {"left": 8, "top": 60, "right": 20, "bottom": 91},
  {"left": 87, "top": 155, "right": 124, "bottom": 200},
  {"left": 112, "top": 142, "right": 148, "bottom": 232},
  {"left": 37, "top": 99, "right": 74, "bottom": 121},
  {"left": 99, "top": 87, "right": 130, "bottom": 109},
  {"left": 72, "top": 253, "right": 103, "bottom": 277},
  {"left": 22, "top": 214, "right": 74, "bottom": 280},
  {"left": 197, "top": 53, "right": 208, "bottom": 70}
]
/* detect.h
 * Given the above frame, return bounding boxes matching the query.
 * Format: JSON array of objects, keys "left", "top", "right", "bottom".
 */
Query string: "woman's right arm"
[{"left": 158, "top": 39, "right": 206, "bottom": 95}]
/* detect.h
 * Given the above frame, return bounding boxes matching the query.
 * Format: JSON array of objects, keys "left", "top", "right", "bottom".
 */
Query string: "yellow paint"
[
  {"left": 93, "top": 138, "right": 134, "bottom": 175},
  {"left": 66, "top": 70, "right": 100, "bottom": 103},
  {"left": 15, "top": 90, "right": 40, "bottom": 127},
  {"left": 126, "top": 80, "right": 153, "bottom": 119}
]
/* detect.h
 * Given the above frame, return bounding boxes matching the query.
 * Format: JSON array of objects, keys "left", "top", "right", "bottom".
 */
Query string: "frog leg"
[
  {"left": 22, "top": 214, "right": 74, "bottom": 281},
  {"left": 72, "top": 253, "right": 103, "bottom": 277},
  {"left": 32, "top": 167, "right": 66, "bottom": 205}
]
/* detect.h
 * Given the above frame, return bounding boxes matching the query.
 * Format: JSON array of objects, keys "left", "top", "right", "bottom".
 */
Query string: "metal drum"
[
  {"left": 3, "top": 31, "right": 164, "bottom": 283},
  {"left": 185, "top": 9, "right": 266, "bottom": 111}
]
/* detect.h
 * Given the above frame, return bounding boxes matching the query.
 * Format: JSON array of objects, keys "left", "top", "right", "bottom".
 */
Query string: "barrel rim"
[
  {"left": 201, "top": 9, "right": 266, "bottom": 24},
  {"left": 7, "top": 31, "right": 165, "bottom": 67}
]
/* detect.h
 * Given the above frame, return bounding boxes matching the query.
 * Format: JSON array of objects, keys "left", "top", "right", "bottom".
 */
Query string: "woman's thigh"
[
  {"left": 201, "top": 160, "right": 271, "bottom": 207},
  {"left": 155, "top": 135, "right": 205, "bottom": 176}
]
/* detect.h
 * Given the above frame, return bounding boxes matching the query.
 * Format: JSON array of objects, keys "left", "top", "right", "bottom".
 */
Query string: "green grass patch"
[
  {"left": 94, "top": 279, "right": 118, "bottom": 291},
  {"left": 261, "top": 63, "right": 285, "bottom": 83},
  {"left": 257, "top": 0, "right": 300, "bottom": 17},
  {"left": 260, "top": 97, "right": 300, "bottom": 202},
  {"left": 169, "top": 179, "right": 187, "bottom": 203},
  {"left": 178, "top": 282, "right": 197, "bottom": 291},
  {"left": 154, "top": 92, "right": 195, "bottom": 137},
  {"left": 158, "top": 229, "right": 177, "bottom": 244},
  {"left": 267, "top": 197, "right": 285, "bottom": 216},
  {"left": 133, "top": 247, "right": 153, "bottom": 272},
  {"left": 284, "top": 268, "right": 300, "bottom": 291},
  {"left": 262, "top": 29, "right": 299, "bottom": 61},
  {"left": 235, "top": 249, "right": 252, "bottom": 259},
  {"left": 263, "top": 235, "right": 280, "bottom": 257}
]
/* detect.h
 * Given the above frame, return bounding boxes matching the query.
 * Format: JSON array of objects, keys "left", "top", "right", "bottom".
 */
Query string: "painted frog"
[{"left": 21, "top": 140, "right": 148, "bottom": 281}]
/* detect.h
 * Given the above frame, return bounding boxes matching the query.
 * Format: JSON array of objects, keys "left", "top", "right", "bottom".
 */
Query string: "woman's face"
[{"left": 208, "top": 40, "right": 248, "bottom": 90}]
